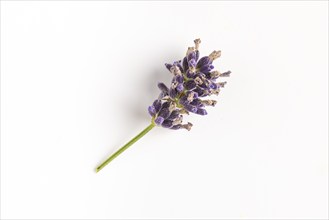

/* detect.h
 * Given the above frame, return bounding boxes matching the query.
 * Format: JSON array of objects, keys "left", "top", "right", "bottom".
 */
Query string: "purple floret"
[
  {"left": 148, "top": 38, "right": 231, "bottom": 130},
  {"left": 154, "top": 117, "right": 164, "bottom": 125}
]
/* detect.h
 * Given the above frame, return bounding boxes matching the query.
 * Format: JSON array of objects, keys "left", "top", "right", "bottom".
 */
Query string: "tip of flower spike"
[
  {"left": 209, "top": 50, "right": 221, "bottom": 61},
  {"left": 194, "top": 38, "right": 201, "bottom": 50},
  {"left": 220, "top": 71, "right": 231, "bottom": 77}
]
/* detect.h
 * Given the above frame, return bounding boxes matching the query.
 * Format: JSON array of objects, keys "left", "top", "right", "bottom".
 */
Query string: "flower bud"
[
  {"left": 158, "top": 107, "right": 170, "bottom": 119},
  {"left": 165, "top": 63, "right": 172, "bottom": 71},
  {"left": 153, "top": 100, "right": 162, "bottom": 113},
  {"left": 217, "top": 82, "right": 227, "bottom": 88},
  {"left": 186, "top": 47, "right": 195, "bottom": 56},
  {"left": 184, "top": 80, "right": 196, "bottom": 90},
  {"left": 209, "top": 50, "right": 221, "bottom": 61},
  {"left": 194, "top": 38, "right": 201, "bottom": 50},
  {"left": 196, "top": 108, "right": 207, "bottom": 115},
  {"left": 196, "top": 56, "right": 211, "bottom": 69},
  {"left": 148, "top": 105, "right": 156, "bottom": 116},
  {"left": 158, "top": 82, "right": 169, "bottom": 94},
  {"left": 169, "top": 88, "right": 177, "bottom": 98},
  {"left": 162, "top": 119, "right": 173, "bottom": 128},
  {"left": 219, "top": 71, "right": 231, "bottom": 77},
  {"left": 176, "top": 83, "right": 184, "bottom": 92},
  {"left": 154, "top": 116, "right": 164, "bottom": 125},
  {"left": 167, "top": 110, "right": 180, "bottom": 120},
  {"left": 201, "top": 100, "right": 217, "bottom": 107}
]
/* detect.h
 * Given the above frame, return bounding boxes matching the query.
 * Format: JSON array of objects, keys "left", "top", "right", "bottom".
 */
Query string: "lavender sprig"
[{"left": 96, "top": 39, "right": 231, "bottom": 172}]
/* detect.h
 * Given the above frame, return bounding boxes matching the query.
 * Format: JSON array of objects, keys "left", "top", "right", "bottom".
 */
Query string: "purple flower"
[
  {"left": 148, "top": 38, "right": 231, "bottom": 131},
  {"left": 196, "top": 108, "right": 207, "bottom": 116},
  {"left": 96, "top": 39, "right": 231, "bottom": 172},
  {"left": 158, "top": 82, "right": 169, "bottom": 94}
]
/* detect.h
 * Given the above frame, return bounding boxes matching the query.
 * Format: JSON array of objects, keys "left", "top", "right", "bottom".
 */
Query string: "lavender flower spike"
[{"left": 96, "top": 39, "right": 231, "bottom": 172}]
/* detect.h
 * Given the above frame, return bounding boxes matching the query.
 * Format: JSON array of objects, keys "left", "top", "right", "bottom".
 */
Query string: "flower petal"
[
  {"left": 148, "top": 105, "right": 156, "bottom": 116},
  {"left": 154, "top": 116, "right": 164, "bottom": 125}
]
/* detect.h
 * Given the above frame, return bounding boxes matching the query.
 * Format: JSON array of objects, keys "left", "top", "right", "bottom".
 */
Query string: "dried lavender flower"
[{"left": 96, "top": 39, "right": 231, "bottom": 172}]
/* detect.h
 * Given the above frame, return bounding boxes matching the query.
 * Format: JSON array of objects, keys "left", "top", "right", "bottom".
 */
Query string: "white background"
[{"left": 1, "top": 1, "right": 328, "bottom": 219}]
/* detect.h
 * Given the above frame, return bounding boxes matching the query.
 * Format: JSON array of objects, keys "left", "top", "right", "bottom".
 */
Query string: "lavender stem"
[{"left": 96, "top": 123, "right": 155, "bottom": 173}]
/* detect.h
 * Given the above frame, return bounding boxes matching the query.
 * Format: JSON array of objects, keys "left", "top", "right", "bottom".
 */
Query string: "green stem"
[{"left": 96, "top": 123, "right": 155, "bottom": 173}]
